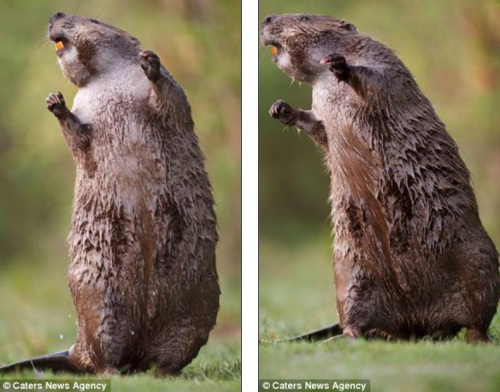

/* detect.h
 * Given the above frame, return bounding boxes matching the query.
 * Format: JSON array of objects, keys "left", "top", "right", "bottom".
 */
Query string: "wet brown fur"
[
  {"left": 263, "top": 14, "right": 499, "bottom": 342},
  {"left": 1, "top": 13, "right": 219, "bottom": 375}
]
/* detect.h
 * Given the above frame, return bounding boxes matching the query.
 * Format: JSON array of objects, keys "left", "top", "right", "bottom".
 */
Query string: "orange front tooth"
[
  {"left": 55, "top": 41, "right": 64, "bottom": 50},
  {"left": 270, "top": 46, "right": 278, "bottom": 56}
]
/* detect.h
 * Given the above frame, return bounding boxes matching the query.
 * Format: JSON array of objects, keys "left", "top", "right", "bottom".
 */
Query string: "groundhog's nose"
[
  {"left": 263, "top": 14, "right": 277, "bottom": 25},
  {"left": 49, "top": 12, "right": 66, "bottom": 23}
]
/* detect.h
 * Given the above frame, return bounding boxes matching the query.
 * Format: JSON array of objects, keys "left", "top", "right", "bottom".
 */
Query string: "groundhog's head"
[
  {"left": 48, "top": 12, "right": 140, "bottom": 87},
  {"left": 261, "top": 14, "right": 358, "bottom": 82}
]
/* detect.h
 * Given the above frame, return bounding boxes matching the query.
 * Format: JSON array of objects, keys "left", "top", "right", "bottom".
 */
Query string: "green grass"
[
  {"left": 0, "top": 257, "right": 241, "bottom": 391},
  {"left": 259, "top": 240, "right": 500, "bottom": 392}
]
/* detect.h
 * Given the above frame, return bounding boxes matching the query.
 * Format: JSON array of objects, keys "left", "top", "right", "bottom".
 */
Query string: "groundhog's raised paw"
[
  {"left": 321, "top": 54, "right": 350, "bottom": 82},
  {"left": 269, "top": 100, "right": 298, "bottom": 125},
  {"left": 46, "top": 92, "right": 69, "bottom": 118},
  {"left": 140, "top": 50, "right": 161, "bottom": 82}
]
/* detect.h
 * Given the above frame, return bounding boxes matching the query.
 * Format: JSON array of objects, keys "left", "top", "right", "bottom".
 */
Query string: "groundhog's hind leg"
[
  {"left": 339, "top": 293, "right": 380, "bottom": 340},
  {"left": 451, "top": 233, "right": 500, "bottom": 344},
  {"left": 69, "top": 325, "right": 124, "bottom": 374},
  {"left": 334, "top": 256, "right": 389, "bottom": 340},
  {"left": 151, "top": 327, "right": 209, "bottom": 377},
  {"left": 466, "top": 329, "right": 492, "bottom": 344},
  {"left": 69, "top": 270, "right": 134, "bottom": 374}
]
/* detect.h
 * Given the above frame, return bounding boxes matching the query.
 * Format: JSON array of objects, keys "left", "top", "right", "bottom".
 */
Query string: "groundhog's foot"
[
  {"left": 46, "top": 92, "right": 69, "bottom": 119},
  {"left": 466, "top": 328, "right": 492, "bottom": 344},
  {"left": 155, "top": 366, "right": 181, "bottom": 378},
  {"left": 102, "top": 366, "right": 120, "bottom": 376},
  {"left": 321, "top": 54, "right": 350, "bottom": 82},
  {"left": 269, "top": 100, "right": 298, "bottom": 125},
  {"left": 342, "top": 326, "right": 363, "bottom": 340},
  {"left": 140, "top": 50, "right": 161, "bottom": 82}
]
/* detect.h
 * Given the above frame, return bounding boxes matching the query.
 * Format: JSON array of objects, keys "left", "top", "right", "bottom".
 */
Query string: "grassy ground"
[
  {"left": 0, "top": 257, "right": 241, "bottom": 391},
  {"left": 259, "top": 239, "right": 500, "bottom": 392}
]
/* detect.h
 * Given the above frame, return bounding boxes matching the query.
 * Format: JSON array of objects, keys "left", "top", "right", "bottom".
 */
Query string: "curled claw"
[
  {"left": 269, "top": 100, "right": 289, "bottom": 118},
  {"left": 320, "top": 54, "right": 350, "bottom": 81},
  {"left": 46, "top": 91, "right": 65, "bottom": 107},
  {"left": 140, "top": 50, "right": 161, "bottom": 82},
  {"left": 269, "top": 100, "right": 297, "bottom": 125},
  {"left": 320, "top": 53, "right": 346, "bottom": 66},
  {"left": 46, "top": 92, "right": 68, "bottom": 118}
]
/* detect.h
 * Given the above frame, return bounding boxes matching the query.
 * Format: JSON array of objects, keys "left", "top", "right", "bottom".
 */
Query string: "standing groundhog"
[
  {"left": 262, "top": 13, "right": 499, "bottom": 343},
  {"left": 1, "top": 12, "right": 219, "bottom": 374}
]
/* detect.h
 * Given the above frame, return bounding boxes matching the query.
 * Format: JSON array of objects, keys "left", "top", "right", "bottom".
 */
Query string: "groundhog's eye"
[
  {"left": 343, "top": 23, "right": 358, "bottom": 33},
  {"left": 90, "top": 18, "right": 100, "bottom": 24},
  {"left": 299, "top": 15, "right": 311, "bottom": 22}
]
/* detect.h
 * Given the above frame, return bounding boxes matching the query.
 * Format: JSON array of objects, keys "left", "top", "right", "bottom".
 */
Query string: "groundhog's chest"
[
  {"left": 73, "top": 78, "right": 163, "bottom": 163},
  {"left": 72, "top": 80, "right": 150, "bottom": 125}
]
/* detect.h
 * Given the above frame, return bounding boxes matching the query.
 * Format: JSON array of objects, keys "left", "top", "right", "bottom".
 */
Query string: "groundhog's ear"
[{"left": 342, "top": 22, "right": 358, "bottom": 33}]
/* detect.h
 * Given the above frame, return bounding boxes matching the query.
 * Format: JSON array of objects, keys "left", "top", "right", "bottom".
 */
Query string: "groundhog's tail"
[
  {"left": 280, "top": 323, "right": 343, "bottom": 342},
  {"left": 0, "top": 350, "right": 82, "bottom": 373}
]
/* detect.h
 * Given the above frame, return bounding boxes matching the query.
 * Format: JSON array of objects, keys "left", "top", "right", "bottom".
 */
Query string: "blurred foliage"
[
  {"left": 259, "top": 0, "right": 500, "bottom": 248},
  {"left": 0, "top": 0, "right": 240, "bottom": 337}
]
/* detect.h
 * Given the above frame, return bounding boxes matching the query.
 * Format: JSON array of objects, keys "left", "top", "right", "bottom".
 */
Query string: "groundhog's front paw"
[
  {"left": 269, "top": 100, "right": 298, "bottom": 125},
  {"left": 46, "top": 92, "right": 69, "bottom": 118},
  {"left": 321, "top": 54, "right": 350, "bottom": 82},
  {"left": 140, "top": 50, "right": 161, "bottom": 82}
]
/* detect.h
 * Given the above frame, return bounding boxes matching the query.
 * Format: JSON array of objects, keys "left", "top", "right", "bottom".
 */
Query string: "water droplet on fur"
[{"left": 131, "top": 331, "right": 135, "bottom": 336}]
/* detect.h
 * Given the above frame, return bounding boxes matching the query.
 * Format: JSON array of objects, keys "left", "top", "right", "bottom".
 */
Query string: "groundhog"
[
  {"left": 0, "top": 12, "right": 219, "bottom": 374},
  {"left": 262, "top": 13, "right": 499, "bottom": 343}
]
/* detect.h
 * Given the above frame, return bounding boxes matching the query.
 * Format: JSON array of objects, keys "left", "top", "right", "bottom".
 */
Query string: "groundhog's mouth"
[
  {"left": 263, "top": 40, "right": 282, "bottom": 59},
  {"left": 49, "top": 33, "right": 67, "bottom": 55},
  {"left": 54, "top": 40, "right": 64, "bottom": 51}
]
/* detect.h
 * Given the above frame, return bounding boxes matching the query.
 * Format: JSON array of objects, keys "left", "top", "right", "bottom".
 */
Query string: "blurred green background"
[
  {"left": 0, "top": 0, "right": 240, "bottom": 387},
  {"left": 259, "top": 0, "right": 500, "bottom": 390}
]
